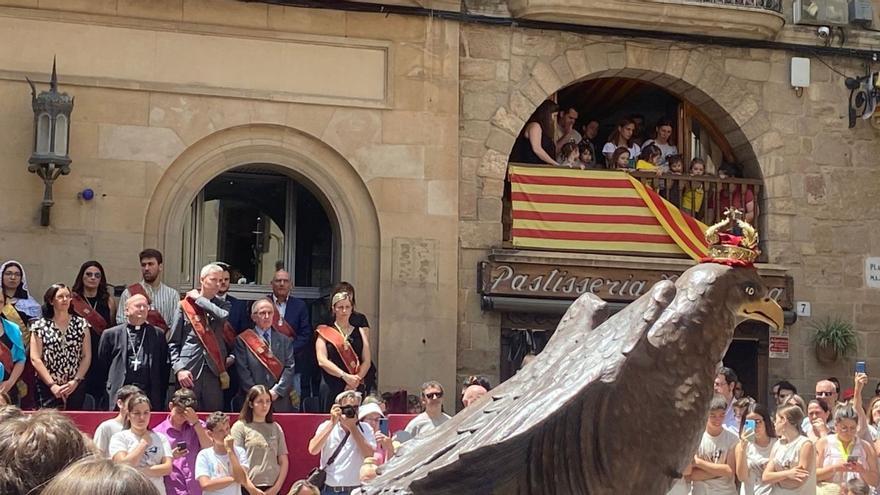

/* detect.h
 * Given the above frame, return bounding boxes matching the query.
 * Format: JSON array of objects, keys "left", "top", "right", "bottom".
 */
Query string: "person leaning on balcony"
[
  {"left": 642, "top": 118, "right": 679, "bottom": 168},
  {"left": 509, "top": 100, "right": 560, "bottom": 166},
  {"left": 717, "top": 163, "right": 757, "bottom": 224},
  {"left": 602, "top": 117, "right": 641, "bottom": 165},
  {"left": 635, "top": 144, "right": 663, "bottom": 176},
  {"left": 682, "top": 158, "right": 707, "bottom": 219}
]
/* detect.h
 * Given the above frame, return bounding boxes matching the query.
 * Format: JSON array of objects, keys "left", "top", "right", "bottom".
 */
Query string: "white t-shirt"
[
  {"left": 315, "top": 420, "right": 377, "bottom": 488},
  {"left": 691, "top": 428, "right": 739, "bottom": 495},
  {"left": 108, "top": 429, "right": 172, "bottom": 495},
  {"left": 93, "top": 417, "right": 125, "bottom": 456},
  {"left": 404, "top": 412, "right": 451, "bottom": 439},
  {"left": 195, "top": 446, "right": 250, "bottom": 495},
  {"left": 769, "top": 435, "right": 816, "bottom": 495},
  {"left": 642, "top": 139, "right": 679, "bottom": 166},
  {"left": 740, "top": 439, "right": 775, "bottom": 495}
]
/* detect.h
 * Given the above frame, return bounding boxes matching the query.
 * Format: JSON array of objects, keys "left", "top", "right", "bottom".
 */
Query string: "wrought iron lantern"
[{"left": 27, "top": 60, "right": 74, "bottom": 226}]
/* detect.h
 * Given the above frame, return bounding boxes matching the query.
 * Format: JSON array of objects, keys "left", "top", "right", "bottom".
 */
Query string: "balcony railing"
[
  {"left": 628, "top": 170, "right": 763, "bottom": 226},
  {"left": 502, "top": 165, "right": 765, "bottom": 258},
  {"left": 693, "top": 0, "right": 782, "bottom": 13}
]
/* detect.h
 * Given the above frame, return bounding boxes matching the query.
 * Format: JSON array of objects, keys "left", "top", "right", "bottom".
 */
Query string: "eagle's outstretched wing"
[{"left": 361, "top": 281, "right": 678, "bottom": 494}]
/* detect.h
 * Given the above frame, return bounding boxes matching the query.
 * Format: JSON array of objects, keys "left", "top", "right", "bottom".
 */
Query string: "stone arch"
[
  {"left": 143, "top": 123, "right": 381, "bottom": 318},
  {"left": 493, "top": 43, "right": 769, "bottom": 178}
]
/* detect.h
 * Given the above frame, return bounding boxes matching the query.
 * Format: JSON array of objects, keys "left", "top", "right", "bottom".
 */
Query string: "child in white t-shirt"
[
  {"left": 94, "top": 385, "right": 143, "bottom": 456},
  {"left": 108, "top": 393, "right": 173, "bottom": 494},
  {"left": 195, "top": 411, "right": 254, "bottom": 495}
]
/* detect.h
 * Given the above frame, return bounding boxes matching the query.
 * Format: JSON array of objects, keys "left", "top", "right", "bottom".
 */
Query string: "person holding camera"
[{"left": 307, "top": 391, "right": 376, "bottom": 495}]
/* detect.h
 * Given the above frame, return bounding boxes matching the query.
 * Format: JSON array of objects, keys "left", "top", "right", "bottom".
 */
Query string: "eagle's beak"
[{"left": 739, "top": 298, "right": 784, "bottom": 330}]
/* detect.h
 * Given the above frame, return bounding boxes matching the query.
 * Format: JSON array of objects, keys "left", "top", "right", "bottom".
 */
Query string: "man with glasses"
[
  {"left": 773, "top": 380, "right": 797, "bottom": 408},
  {"left": 816, "top": 379, "right": 839, "bottom": 406},
  {"left": 268, "top": 269, "right": 313, "bottom": 402},
  {"left": 404, "top": 381, "right": 451, "bottom": 439},
  {"left": 234, "top": 298, "right": 297, "bottom": 411}
]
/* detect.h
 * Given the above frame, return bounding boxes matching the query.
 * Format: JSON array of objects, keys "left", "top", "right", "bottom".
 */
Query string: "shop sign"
[
  {"left": 769, "top": 327, "right": 790, "bottom": 359},
  {"left": 480, "top": 261, "right": 793, "bottom": 309}
]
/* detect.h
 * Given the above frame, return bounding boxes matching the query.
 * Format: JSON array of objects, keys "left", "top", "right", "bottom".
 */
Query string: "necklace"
[
  {"left": 128, "top": 327, "right": 146, "bottom": 371},
  {"left": 334, "top": 322, "right": 354, "bottom": 350}
]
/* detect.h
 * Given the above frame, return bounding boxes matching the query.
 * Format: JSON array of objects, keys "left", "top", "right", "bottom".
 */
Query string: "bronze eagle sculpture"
[{"left": 361, "top": 213, "right": 784, "bottom": 495}]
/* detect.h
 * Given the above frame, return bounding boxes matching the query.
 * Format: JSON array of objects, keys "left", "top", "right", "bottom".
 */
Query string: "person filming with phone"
[
  {"left": 308, "top": 391, "right": 376, "bottom": 495},
  {"left": 735, "top": 402, "right": 777, "bottom": 495},
  {"left": 815, "top": 373, "right": 879, "bottom": 492}
]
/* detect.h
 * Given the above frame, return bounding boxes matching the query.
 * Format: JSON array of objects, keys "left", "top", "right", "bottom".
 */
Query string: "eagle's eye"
[{"left": 744, "top": 284, "right": 756, "bottom": 296}]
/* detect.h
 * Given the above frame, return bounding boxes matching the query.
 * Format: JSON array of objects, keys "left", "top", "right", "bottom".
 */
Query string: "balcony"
[
  {"left": 506, "top": 0, "right": 786, "bottom": 40},
  {"left": 503, "top": 164, "right": 764, "bottom": 260}
]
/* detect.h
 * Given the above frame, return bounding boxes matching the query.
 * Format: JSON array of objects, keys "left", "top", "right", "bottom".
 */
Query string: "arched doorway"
[
  {"left": 143, "top": 123, "right": 381, "bottom": 352},
  {"left": 182, "top": 165, "right": 336, "bottom": 322}
]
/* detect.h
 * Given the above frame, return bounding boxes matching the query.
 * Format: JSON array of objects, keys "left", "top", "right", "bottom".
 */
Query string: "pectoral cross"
[{"left": 132, "top": 357, "right": 142, "bottom": 371}]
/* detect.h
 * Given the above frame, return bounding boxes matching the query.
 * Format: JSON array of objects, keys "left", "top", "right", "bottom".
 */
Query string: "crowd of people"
[
  {"left": 0, "top": 375, "right": 485, "bottom": 495},
  {"left": 509, "top": 99, "right": 757, "bottom": 223},
  {"left": 0, "top": 250, "right": 389, "bottom": 414},
  {"left": 669, "top": 366, "right": 880, "bottom": 495}
]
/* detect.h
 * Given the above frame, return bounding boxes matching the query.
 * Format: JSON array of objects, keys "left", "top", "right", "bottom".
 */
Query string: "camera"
[
  {"left": 817, "top": 26, "right": 831, "bottom": 39},
  {"left": 341, "top": 405, "right": 358, "bottom": 419}
]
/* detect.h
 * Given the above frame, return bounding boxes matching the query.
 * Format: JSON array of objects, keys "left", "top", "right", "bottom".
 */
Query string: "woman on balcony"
[
  {"left": 642, "top": 118, "right": 679, "bottom": 168},
  {"left": 510, "top": 100, "right": 559, "bottom": 166},
  {"left": 602, "top": 118, "right": 641, "bottom": 166}
]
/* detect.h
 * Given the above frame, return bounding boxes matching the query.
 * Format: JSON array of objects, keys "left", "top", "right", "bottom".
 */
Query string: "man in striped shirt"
[{"left": 116, "top": 248, "right": 180, "bottom": 330}]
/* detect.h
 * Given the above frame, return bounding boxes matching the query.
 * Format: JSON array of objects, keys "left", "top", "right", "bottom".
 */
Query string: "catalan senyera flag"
[{"left": 509, "top": 165, "right": 709, "bottom": 260}]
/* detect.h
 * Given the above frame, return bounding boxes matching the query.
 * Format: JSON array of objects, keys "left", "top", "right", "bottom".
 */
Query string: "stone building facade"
[{"left": 0, "top": 0, "right": 878, "bottom": 407}]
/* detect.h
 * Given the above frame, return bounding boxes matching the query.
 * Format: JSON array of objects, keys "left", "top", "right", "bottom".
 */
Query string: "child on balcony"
[
  {"left": 664, "top": 154, "right": 685, "bottom": 207},
  {"left": 557, "top": 142, "right": 583, "bottom": 169},
  {"left": 682, "top": 158, "right": 706, "bottom": 220},
  {"left": 578, "top": 141, "right": 597, "bottom": 169},
  {"left": 609, "top": 147, "right": 632, "bottom": 170}
]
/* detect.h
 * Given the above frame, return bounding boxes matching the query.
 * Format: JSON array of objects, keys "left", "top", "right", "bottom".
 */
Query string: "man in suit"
[
  {"left": 234, "top": 298, "right": 296, "bottom": 412},
  {"left": 168, "top": 263, "right": 231, "bottom": 412},
  {"left": 216, "top": 263, "right": 247, "bottom": 411},
  {"left": 268, "top": 269, "right": 313, "bottom": 401},
  {"left": 97, "top": 294, "right": 170, "bottom": 410}
]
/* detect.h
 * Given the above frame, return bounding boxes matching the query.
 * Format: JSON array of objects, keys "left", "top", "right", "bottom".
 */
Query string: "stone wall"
[
  {"left": 0, "top": 0, "right": 461, "bottom": 405},
  {"left": 457, "top": 23, "right": 880, "bottom": 398}
]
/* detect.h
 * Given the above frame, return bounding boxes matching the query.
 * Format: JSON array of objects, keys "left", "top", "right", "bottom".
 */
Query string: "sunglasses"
[
  {"left": 84, "top": 272, "right": 102, "bottom": 279},
  {"left": 424, "top": 392, "right": 443, "bottom": 399},
  {"left": 816, "top": 391, "right": 834, "bottom": 397}
]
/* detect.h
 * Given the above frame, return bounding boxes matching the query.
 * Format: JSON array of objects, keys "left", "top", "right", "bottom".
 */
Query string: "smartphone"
[
  {"left": 379, "top": 418, "right": 389, "bottom": 436},
  {"left": 176, "top": 441, "right": 187, "bottom": 451},
  {"left": 856, "top": 361, "right": 867, "bottom": 374},
  {"left": 848, "top": 455, "right": 860, "bottom": 464},
  {"left": 744, "top": 419, "right": 756, "bottom": 432}
]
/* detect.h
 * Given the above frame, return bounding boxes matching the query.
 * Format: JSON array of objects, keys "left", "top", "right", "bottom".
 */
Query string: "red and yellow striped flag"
[{"left": 509, "top": 165, "right": 709, "bottom": 260}]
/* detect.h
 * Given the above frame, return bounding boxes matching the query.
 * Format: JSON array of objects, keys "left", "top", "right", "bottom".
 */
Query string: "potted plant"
[{"left": 810, "top": 316, "right": 857, "bottom": 364}]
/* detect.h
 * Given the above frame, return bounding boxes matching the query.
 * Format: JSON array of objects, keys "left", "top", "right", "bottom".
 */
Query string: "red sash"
[
  {"left": 272, "top": 315, "right": 295, "bottom": 339},
  {"left": 70, "top": 293, "right": 109, "bottom": 335},
  {"left": 0, "top": 340, "right": 12, "bottom": 377},
  {"left": 127, "top": 284, "right": 170, "bottom": 332},
  {"left": 179, "top": 298, "right": 229, "bottom": 389},
  {"left": 316, "top": 324, "right": 360, "bottom": 375},
  {"left": 222, "top": 321, "right": 237, "bottom": 347},
  {"left": 239, "top": 329, "right": 284, "bottom": 381}
]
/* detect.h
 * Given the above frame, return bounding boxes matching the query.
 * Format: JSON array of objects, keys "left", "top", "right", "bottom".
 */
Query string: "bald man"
[
  {"left": 462, "top": 385, "right": 488, "bottom": 408},
  {"left": 97, "top": 294, "right": 170, "bottom": 410}
]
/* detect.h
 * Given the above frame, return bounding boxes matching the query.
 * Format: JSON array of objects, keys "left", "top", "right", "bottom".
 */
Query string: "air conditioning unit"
[
  {"left": 794, "top": 0, "right": 849, "bottom": 25},
  {"left": 849, "top": 0, "right": 874, "bottom": 27}
]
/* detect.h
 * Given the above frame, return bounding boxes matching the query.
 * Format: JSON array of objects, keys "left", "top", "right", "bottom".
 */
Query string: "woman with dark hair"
[
  {"left": 71, "top": 260, "right": 117, "bottom": 409},
  {"left": 232, "top": 384, "right": 289, "bottom": 495},
  {"left": 642, "top": 118, "right": 678, "bottom": 167},
  {"left": 1, "top": 260, "right": 41, "bottom": 408},
  {"left": 735, "top": 402, "right": 777, "bottom": 495},
  {"left": 602, "top": 118, "right": 641, "bottom": 165},
  {"left": 29, "top": 284, "right": 92, "bottom": 410},
  {"left": 807, "top": 398, "right": 833, "bottom": 443},
  {"left": 509, "top": 100, "right": 560, "bottom": 166}
]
